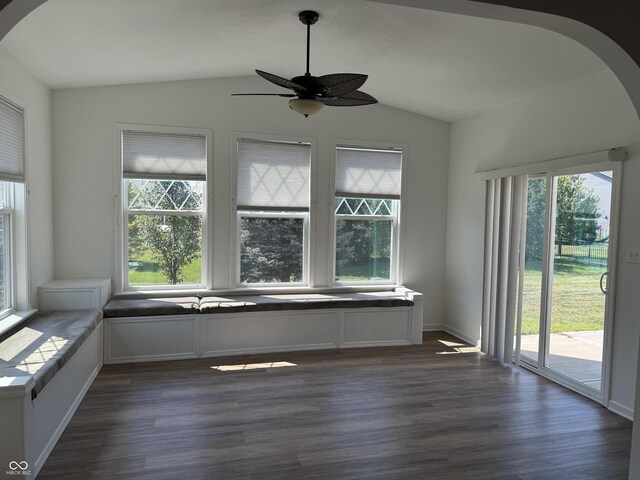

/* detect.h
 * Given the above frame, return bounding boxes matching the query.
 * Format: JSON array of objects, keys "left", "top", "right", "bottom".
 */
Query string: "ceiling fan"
[{"left": 232, "top": 10, "right": 378, "bottom": 117}]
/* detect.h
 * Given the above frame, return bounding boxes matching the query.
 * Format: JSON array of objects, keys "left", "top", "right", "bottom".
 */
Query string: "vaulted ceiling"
[{"left": 0, "top": 0, "right": 608, "bottom": 121}]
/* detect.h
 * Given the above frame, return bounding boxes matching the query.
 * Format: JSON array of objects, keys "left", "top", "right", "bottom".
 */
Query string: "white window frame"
[
  {"left": 236, "top": 210, "right": 310, "bottom": 287},
  {"left": 231, "top": 132, "right": 315, "bottom": 289},
  {"left": 0, "top": 184, "right": 15, "bottom": 318},
  {"left": 115, "top": 123, "right": 213, "bottom": 292},
  {"left": 0, "top": 89, "right": 29, "bottom": 324},
  {"left": 333, "top": 198, "right": 400, "bottom": 285},
  {"left": 330, "top": 140, "right": 407, "bottom": 287},
  {"left": 0, "top": 180, "right": 29, "bottom": 330}
]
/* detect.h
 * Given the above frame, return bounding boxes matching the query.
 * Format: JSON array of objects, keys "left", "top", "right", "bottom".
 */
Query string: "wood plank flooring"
[{"left": 38, "top": 332, "right": 632, "bottom": 479}]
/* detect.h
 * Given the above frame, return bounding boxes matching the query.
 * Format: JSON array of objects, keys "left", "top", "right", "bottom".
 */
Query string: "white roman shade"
[
  {"left": 336, "top": 146, "right": 402, "bottom": 199},
  {"left": 0, "top": 96, "right": 24, "bottom": 182},
  {"left": 237, "top": 138, "right": 310, "bottom": 211},
  {"left": 122, "top": 130, "right": 207, "bottom": 180}
]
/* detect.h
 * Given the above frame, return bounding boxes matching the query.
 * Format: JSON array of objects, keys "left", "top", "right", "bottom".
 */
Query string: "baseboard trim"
[
  {"left": 422, "top": 323, "right": 447, "bottom": 331},
  {"left": 424, "top": 324, "right": 480, "bottom": 347},
  {"left": 608, "top": 400, "right": 633, "bottom": 420},
  {"left": 203, "top": 343, "right": 338, "bottom": 357},
  {"left": 106, "top": 352, "right": 199, "bottom": 365}
]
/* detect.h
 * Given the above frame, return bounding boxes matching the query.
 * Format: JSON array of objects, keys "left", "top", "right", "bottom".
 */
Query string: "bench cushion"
[
  {"left": 0, "top": 309, "right": 102, "bottom": 398},
  {"left": 102, "top": 292, "right": 414, "bottom": 317},
  {"left": 103, "top": 297, "right": 200, "bottom": 318},
  {"left": 199, "top": 291, "right": 414, "bottom": 314}
]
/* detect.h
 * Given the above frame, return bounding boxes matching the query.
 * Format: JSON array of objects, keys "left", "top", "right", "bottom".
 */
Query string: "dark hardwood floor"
[{"left": 38, "top": 332, "right": 632, "bottom": 479}]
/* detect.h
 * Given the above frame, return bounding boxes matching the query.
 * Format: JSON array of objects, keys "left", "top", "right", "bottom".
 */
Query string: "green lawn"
[
  {"left": 521, "top": 256, "right": 606, "bottom": 335},
  {"left": 129, "top": 249, "right": 606, "bottom": 334},
  {"left": 128, "top": 251, "right": 201, "bottom": 286},
  {"left": 336, "top": 259, "right": 390, "bottom": 281},
  {"left": 130, "top": 254, "right": 387, "bottom": 285}
]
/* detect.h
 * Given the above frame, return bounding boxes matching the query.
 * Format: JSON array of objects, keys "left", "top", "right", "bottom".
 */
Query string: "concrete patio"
[{"left": 520, "top": 330, "right": 604, "bottom": 390}]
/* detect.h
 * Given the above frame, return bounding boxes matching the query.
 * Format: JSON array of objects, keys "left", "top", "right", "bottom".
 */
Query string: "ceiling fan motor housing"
[{"left": 291, "top": 75, "right": 330, "bottom": 99}]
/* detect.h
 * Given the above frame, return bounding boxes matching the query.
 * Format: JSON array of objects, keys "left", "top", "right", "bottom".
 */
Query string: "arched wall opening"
[
  {"left": 1, "top": 0, "right": 640, "bottom": 121},
  {"left": 0, "top": 0, "right": 640, "bottom": 117}
]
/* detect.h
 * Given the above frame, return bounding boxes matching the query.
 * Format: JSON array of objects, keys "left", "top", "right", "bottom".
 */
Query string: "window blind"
[
  {"left": 122, "top": 131, "right": 207, "bottom": 180},
  {"left": 0, "top": 96, "right": 24, "bottom": 182},
  {"left": 237, "top": 139, "right": 310, "bottom": 211},
  {"left": 481, "top": 175, "right": 527, "bottom": 364},
  {"left": 335, "top": 146, "right": 402, "bottom": 199}
]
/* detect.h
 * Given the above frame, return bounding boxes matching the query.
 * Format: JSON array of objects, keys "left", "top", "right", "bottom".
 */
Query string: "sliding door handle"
[{"left": 600, "top": 271, "right": 609, "bottom": 295}]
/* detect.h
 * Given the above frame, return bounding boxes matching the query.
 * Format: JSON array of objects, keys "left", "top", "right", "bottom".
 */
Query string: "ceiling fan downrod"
[{"left": 298, "top": 10, "right": 319, "bottom": 76}]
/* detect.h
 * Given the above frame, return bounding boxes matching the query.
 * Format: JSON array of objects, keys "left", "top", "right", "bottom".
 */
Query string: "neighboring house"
[{"left": 583, "top": 171, "right": 612, "bottom": 240}]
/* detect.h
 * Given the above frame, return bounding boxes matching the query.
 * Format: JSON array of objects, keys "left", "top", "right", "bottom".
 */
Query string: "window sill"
[
  {"left": 0, "top": 309, "right": 38, "bottom": 337},
  {"left": 114, "top": 284, "right": 404, "bottom": 299}
]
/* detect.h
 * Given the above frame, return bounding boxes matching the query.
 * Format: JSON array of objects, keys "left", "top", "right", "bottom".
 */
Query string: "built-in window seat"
[
  {"left": 0, "top": 287, "right": 422, "bottom": 477},
  {"left": 103, "top": 288, "right": 423, "bottom": 364},
  {"left": 103, "top": 291, "right": 416, "bottom": 316},
  {"left": 0, "top": 309, "right": 103, "bottom": 478}
]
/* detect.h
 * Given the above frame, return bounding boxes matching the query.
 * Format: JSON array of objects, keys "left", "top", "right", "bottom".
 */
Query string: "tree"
[
  {"left": 138, "top": 215, "right": 201, "bottom": 284},
  {"left": 525, "top": 175, "right": 600, "bottom": 260},
  {"left": 554, "top": 176, "right": 599, "bottom": 255},
  {"left": 127, "top": 181, "right": 147, "bottom": 260},
  {"left": 240, "top": 218, "right": 303, "bottom": 283},
  {"left": 335, "top": 222, "right": 356, "bottom": 271},
  {"left": 525, "top": 178, "right": 546, "bottom": 261},
  {"left": 336, "top": 220, "right": 390, "bottom": 260},
  {"left": 132, "top": 180, "right": 202, "bottom": 285},
  {"left": 334, "top": 198, "right": 393, "bottom": 279}
]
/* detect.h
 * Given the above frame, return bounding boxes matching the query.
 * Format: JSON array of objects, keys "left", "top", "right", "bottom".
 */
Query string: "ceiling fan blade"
[
  {"left": 317, "top": 73, "right": 368, "bottom": 97},
  {"left": 320, "top": 90, "right": 378, "bottom": 106},
  {"left": 231, "top": 93, "right": 297, "bottom": 97},
  {"left": 256, "top": 70, "right": 307, "bottom": 92}
]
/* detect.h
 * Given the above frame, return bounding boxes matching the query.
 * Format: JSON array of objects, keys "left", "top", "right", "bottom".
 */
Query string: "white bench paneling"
[
  {"left": 203, "top": 311, "right": 338, "bottom": 356},
  {"left": 31, "top": 324, "right": 103, "bottom": 474},
  {"left": 342, "top": 308, "right": 412, "bottom": 347},
  {"left": 105, "top": 315, "right": 198, "bottom": 364},
  {"left": 0, "top": 322, "right": 103, "bottom": 479},
  {"left": 38, "top": 278, "right": 111, "bottom": 310},
  {"left": 103, "top": 289, "right": 424, "bottom": 364}
]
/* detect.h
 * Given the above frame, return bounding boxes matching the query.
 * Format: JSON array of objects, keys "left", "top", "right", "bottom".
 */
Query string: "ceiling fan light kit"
[
  {"left": 232, "top": 10, "right": 377, "bottom": 118},
  {"left": 289, "top": 98, "right": 324, "bottom": 117}
]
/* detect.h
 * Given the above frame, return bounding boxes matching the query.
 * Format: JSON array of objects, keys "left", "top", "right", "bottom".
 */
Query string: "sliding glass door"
[
  {"left": 516, "top": 165, "right": 618, "bottom": 401},
  {"left": 519, "top": 176, "right": 546, "bottom": 365}
]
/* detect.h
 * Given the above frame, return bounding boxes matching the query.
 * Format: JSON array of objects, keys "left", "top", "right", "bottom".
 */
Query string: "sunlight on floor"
[
  {"left": 436, "top": 347, "right": 480, "bottom": 355},
  {"left": 437, "top": 339, "right": 467, "bottom": 348},
  {"left": 210, "top": 361, "right": 297, "bottom": 371},
  {"left": 436, "top": 338, "right": 480, "bottom": 355}
]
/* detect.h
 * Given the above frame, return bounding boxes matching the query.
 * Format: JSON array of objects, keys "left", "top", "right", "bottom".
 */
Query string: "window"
[
  {"left": 0, "top": 95, "right": 25, "bottom": 316},
  {"left": 121, "top": 128, "right": 208, "bottom": 289},
  {"left": 333, "top": 145, "right": 403, "bottom": 284},
  {"left": 235, "top": 137, "right": 311, "bottom": 285},
  {"left": 0, "top": 182, "right": 14, "bottom": 313}
]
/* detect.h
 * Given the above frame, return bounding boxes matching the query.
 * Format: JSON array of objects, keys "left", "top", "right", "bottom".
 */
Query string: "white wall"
[
  {"left": 0, "top": 46, "right": 53, "bottom": 308},
  {"left": 50, "top": 75, "right": 450, "bottom": 328},
  {"left": 445, "top": 69, "right": 640, "bottom": 415}
]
